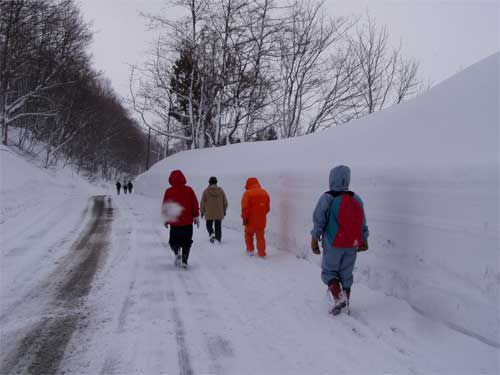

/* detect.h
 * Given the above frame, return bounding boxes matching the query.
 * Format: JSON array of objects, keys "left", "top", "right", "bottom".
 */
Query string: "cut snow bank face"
[{"left": 136, "top": 53, "right": 499, "bottom": 346}]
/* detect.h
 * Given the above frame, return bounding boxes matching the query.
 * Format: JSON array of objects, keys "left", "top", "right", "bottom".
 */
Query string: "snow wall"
[{"left": 136, "top": 53, "right": 500, "bottom": 346}]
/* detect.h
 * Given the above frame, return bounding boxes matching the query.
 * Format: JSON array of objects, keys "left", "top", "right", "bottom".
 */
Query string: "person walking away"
[
  {"left": 116, "top": 181, "right": 121, "bottom": 195},
  {"left": 310, "top": 165, "right": 369, "bottom": 315},
  {"left": 162, "top": 170, "right": 200, "bottom": 268},
  {"left": 123, "top": 181, "right": 128, "bottom": 194},
  {"left": 200, "top": 176, "right": 228, "bottom": 243},
  {"left": 241, "top": 177, "right": 270, "bottom": 257},
  {"left": 127, "top": 180, "right": 133, "bottom": 194}
]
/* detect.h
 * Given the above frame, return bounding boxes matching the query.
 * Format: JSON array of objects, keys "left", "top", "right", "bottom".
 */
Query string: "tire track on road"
[
  {"left": 152, "top": 225, "right": 234, "bottom": 375},
  {"left": 0, "top": 195, "right": 113, "bottom": 375},
  {"left": 147, "top": 224, "right": 194, "bottom": 375},
  {"left": 98, "top": 198, "right": 174, "bottom": 375}
]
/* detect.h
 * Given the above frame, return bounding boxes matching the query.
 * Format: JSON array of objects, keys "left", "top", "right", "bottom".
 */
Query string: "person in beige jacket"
[{"left": 200, "top": 176, "right": 228, "bottom": 243}]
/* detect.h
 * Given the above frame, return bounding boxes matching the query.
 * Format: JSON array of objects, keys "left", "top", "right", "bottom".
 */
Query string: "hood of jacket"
[
  {"left": 329, "top": 165, "right": 350, "bottom": 191},
  {"left": 169, "top": 170, "right": 187, "bottom": 186},
  {"left": 245, "top": 177, "right": 261, "bottom": 190}
]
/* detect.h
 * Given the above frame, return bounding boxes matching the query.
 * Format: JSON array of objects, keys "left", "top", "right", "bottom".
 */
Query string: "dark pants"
[
  {"left": 169, "top": 225, "right": 193, "bottom": 263},
  {"left": 206, "top": 220, "right": 222, "bottom": 241}
]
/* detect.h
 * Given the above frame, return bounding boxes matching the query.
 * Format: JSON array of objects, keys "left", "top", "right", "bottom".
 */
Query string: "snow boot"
[
  {"left": 328, "top": 279, "right": 346, "bottom": 315},
  {"left": 210, "top": 234, "right": 216, "bottom": 244},
  {"left": 344, "top": 288, "right": 351, "bottom": 315},
  {"left": 174, "top": 254, "right": 182, "bottom": 267},
  {"left": 181, "top": 261, "right": 188, "bottom": 269}
]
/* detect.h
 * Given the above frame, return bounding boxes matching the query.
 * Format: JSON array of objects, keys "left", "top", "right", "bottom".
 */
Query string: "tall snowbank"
[
  {"left": 136, "top": 53, "right": 499, "bottom": 346},
  {"left": 0, "top": 143, "right": 101, "bottom": 231}
]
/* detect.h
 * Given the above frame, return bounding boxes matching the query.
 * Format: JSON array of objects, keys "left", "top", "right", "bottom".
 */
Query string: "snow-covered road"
[
  {"left": 1, "top": 193, "right": 498, "bottom": 374},
  {"left": 1, "top": 195, "right": 113, "bottom": 374}
]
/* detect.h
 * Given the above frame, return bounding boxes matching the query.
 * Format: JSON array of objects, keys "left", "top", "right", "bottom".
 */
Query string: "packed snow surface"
[{"left": 137, "top": 53, "right": 500, "bottom": 349}]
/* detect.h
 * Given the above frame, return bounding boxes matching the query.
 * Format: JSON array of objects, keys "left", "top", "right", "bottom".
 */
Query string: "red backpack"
[{"left": 327, "top": 191, "right": 364, "bottom": 248}]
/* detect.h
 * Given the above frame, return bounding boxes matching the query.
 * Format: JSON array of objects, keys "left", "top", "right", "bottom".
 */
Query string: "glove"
[
  {"left": 164, "top": 222, "right": 169, "bottom": 229},
  {"left": 194, "top": 217, "right": 200, "bottom": 228},
  {"left": 311, "top": 238, "right": 321, "bottom": 254},
  {"left": 358, "top": 240, "right": 368, "bottom": 252},
  {"left": 242, "top": 218, "right": 248, "bottom": 226}
]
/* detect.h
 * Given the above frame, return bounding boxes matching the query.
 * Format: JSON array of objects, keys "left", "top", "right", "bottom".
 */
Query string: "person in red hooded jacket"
[
  {"left": 241, "top": 177, "right": 270, "bottom": 257},
  {"left": 162, "top": 170, "right": 200, "bottom": 268}
]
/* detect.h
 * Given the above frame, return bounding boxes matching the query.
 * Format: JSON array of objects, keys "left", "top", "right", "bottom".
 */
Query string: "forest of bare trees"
[
  {"left": 130, "top": 0, "right": 421, "bottom": 153},
  {"left": 0, "top": 0, "right": 148, "bottom": 178},
  {"left": 0, "top": 0, "right": 422, "bottom": 176}
]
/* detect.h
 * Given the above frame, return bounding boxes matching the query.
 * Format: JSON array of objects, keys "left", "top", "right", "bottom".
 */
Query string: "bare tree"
[
  {"left": 394, "top": 55, "right": 419, "bottom": 104},
  {"left": 135, "top": 0, "right": 213, "bottom": 149},
  {"left": 132, "top": 0, "right": 284, "bottom": 148},
  {"left": 131, "top": 0, "right": 421, "bottom": 152},
  {"left": 1, "top": 0, "right": 148, "bottom": 177},
  {"left": 306, "top": 46, "right": 361, "bottom": 133},
  {"left": 274, "top": 0, "right": 351, "bottom": 138},
  {"left": 347, "top": 16, "right": 421, "bottom": 116},
  {"left": 240, "top": 0, "right": 281, "bottom": 142},
  {"left": 0, "top": 0, "right": 92, "bottom": 145}
]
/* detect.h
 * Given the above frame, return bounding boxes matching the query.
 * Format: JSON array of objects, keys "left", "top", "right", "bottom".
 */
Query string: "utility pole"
[{"left": 146, "top": 127, "right": 151, "bottom": 170}]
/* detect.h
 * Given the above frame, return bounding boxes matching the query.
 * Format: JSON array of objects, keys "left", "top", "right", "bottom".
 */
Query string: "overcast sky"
[{"left": 78, "top": 0, "right": 499, "bottom": 101}]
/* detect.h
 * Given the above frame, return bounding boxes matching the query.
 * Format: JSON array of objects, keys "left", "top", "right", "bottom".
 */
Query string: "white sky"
[{"left": 78, "top": 0, "right": 499, "bottom": 101}]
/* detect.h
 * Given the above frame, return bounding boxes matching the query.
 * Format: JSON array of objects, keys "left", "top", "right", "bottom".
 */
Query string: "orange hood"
[{"left": 245, "top": 177, "right": 261, "bottom": 190}]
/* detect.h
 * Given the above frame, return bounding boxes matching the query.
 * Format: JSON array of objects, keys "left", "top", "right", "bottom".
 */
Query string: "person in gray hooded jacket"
[{"left": 311, "top": 165, "right": 369, "bottom": 315}]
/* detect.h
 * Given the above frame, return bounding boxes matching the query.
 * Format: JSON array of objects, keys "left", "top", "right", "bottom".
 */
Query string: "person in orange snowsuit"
[{"left": 241, "top": 177, "right": 270, "bottom": 257}]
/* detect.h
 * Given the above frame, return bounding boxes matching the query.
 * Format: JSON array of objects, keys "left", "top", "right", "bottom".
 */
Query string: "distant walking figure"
[
  {"left": 241, "top": 177, "right": 270, "bottom": 257},
  {"left": 200, "top": 176, "right": 228, "bottom": 243},
  {"left": 116, "top": 181, "right": 121, "bottom": 195},
  {"left": 123, "top": 181, "right": 128, "bottom": 194},
  {"left": 127, "top": 180, "right": 133, "bottom": 194}
]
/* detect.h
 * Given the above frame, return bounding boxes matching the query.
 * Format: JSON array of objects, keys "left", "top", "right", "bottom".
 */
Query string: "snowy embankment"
[
  {"left": 137, "top": 53, "right": 500, "bottom": 347},
  {"left": 0, "top": 144, "right": 103, "bottom": 319},
  {"left": 1, "top": 143, "right": 101, "bottom": 235}
]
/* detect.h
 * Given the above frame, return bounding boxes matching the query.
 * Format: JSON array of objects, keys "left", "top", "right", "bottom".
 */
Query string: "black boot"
[{"left": 181, "top": 246, "right": 191, "bottom": 268}]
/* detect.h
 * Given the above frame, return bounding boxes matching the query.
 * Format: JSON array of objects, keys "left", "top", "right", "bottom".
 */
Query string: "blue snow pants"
[{"left": 321, "top": 247, "right": 357, "bottom": 289}]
